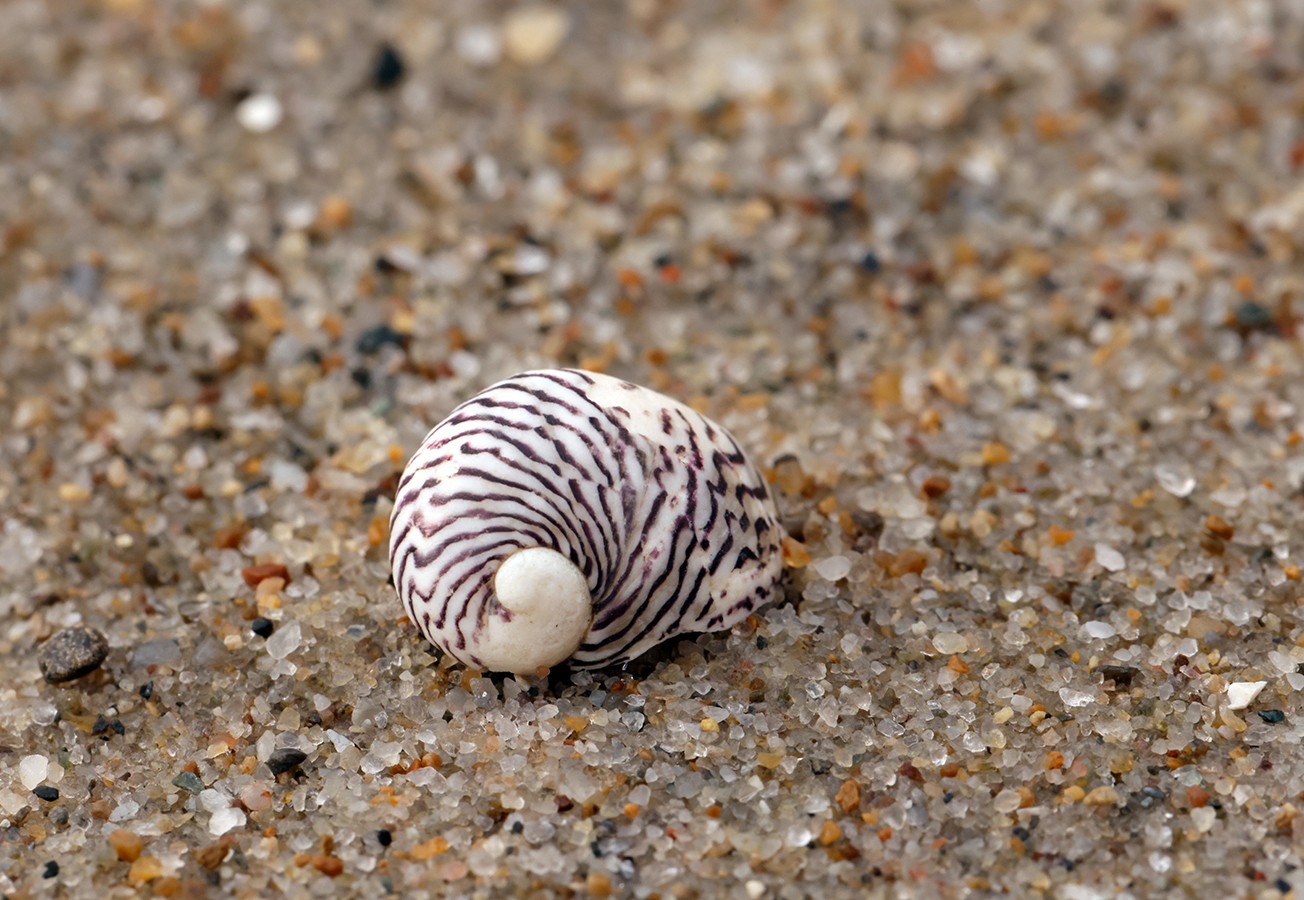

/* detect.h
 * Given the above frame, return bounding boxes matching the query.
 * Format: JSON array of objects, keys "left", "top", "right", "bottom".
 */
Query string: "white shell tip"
[{"left": 478, "top": 546, "right": 593, "bottom": 674}]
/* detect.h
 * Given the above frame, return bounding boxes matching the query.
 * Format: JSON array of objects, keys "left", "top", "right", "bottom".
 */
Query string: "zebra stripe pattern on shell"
[{"left": 388, "top": 368, "right": 784, "bottom": 674}]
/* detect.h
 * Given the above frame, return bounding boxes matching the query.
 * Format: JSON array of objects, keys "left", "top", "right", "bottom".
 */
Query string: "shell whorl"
[{"left": 388, "top": 368, "right": 783, "bottom": 674}]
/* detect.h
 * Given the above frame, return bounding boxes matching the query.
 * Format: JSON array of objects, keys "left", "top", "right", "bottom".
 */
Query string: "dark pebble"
[
  {"left": 43, "top": 861, "right": 59, "bottom": 879},
  {"left": 32, "top": 785, "right": 59, "bottom": 802},
  {"left": 139, "top": 680, "right": 154, "bottom": 700},
  {"left": 141, "top": 561, "right": 162, "bottom": 587},
  {"left": 39, "top": 626, "right": 109, "bottom": 683},
  {"left": 172, "top": 771, "right": 204, "bottom": 794},
  {"left": 251, "top": 617, "right": 275, "bottom": 639},
  {"left": 376, "top": 828, "right": 392, "bottom": 847},
  {"left": 849, "top": 510, "right": 885, "bottom": 549},
  {"left": 268, "top": 748, "right": 308, "bottom": 776},
  {"left": 371, "top": 42, "right": 406, "bottom": 90},
  {"left": 355, "top": 324, "right": 405, "bottom": 354},
  {"left": 1234, "top": 301, "right": 1273, "bottom": 330},
  {"left": 1099, "top": 664, "right": 1138, "bottom": 688},
  {"left": 1258, "top": 709, "right": 1285, "bottom": 724},
  {"left": 92, "top": 716, "right": 125, "bottom": 738},
  {"left": 860, "top": 251, "right": 881, "bottom": 272}
]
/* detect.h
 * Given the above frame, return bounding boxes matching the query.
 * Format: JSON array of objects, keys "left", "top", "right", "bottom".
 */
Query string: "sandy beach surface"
[{"left": 2, "top": 1, "right": 1303, "bottom": 896}]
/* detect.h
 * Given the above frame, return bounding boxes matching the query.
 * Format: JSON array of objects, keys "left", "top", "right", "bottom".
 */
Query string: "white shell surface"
[{"left": 389, "top": 368, "right": 783, "bottom": 673}]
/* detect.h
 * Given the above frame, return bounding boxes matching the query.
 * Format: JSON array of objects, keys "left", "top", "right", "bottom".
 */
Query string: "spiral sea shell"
[{"left": 389, "top": 368, "right": 784, "bottom": 675}]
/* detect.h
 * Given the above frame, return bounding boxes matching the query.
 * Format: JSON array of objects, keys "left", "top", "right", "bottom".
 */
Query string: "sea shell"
[{"left": 389, "top": 368, "right": 783, "bottom": 674}]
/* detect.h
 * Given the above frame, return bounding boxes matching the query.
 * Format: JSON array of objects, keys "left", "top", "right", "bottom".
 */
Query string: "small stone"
[
  {"left": 250, "top": 617, "right": 275, "bottom": 639},
  {"left": 772, "top": 455, "right": 807, "bottom": 494},
  {"left": 811, "top": 555, "right": 852, "bottom": 581},
  {"left": 1047, "top": 525, "right": 1076, "bottom": 545},
  {"left": 236, "top": 93, "right": 282, "bottom": 133},
  {"left": 1082, "top": 786, "right": 1120, "bottom": 807},
  {"left": 1083, "top": 621, "right": 1116, "bottom": 640},
  {"left": 1094, "top": 544, "right": 1125, "bottom": 572},
  {"left": 208, "top": 807, "right": 246, "bottom": 837},
  {"left": 508, "top": 244, "right": 551, "bottom": 277},
  {"left": 242, "top": 562, "right": 290, "bottom": 588},
  {"left": 1203, "top": 514, "right": 1234, "bottom": 541},
  {"left": 239, "top": 782, "right": 272, "bottom": 811},
  {"left": 1258, "top": 709, "right": 1285, "bottom": 724},
  {"left": 1154, "top": 463, "right": 1195, "bottom": 497},
  {"left": 311, "top": 855, "right": 344, "bottom": 877},
  {"left": 782, "top": 536, "right": 811, "bottom": 568},
  {"left": 172, "top": 771, "right": 203, "bottom": 794},
  {"left": 18, "top": 755, "right": 48, "bottom": 790},
  {"left": 314, "top": 195, "right": 352, "bottom": 233},
  {"left": 1234, "top": 301, "right": 1273, "bottom": 329},
  {"left": 1225, "top": 681, "right": 1266, "bottom": 711},
  {"left": 199, "top": 788, "right": 230, "bottom": 813},
  {"left": 920, "top": 475, "right": 951, "bottom": 498},
  {"left": 127, "top": 855, "right": 163, "bottom": 884},
  {"left": 371, "top": 42, "right": 406, "bottom": 90},
  {"left": 39, "top": 626, "right": 109, "bottom": 683},
  {"left": 502, "top": 5, "right": 569, "bottom": 65},
  {"left": 43, "top": 861, "right": 59, "bottom": 879},
  {"left": 1190, "top": 806, "right": 1216, "bottom": 832},
  {"left": 194, "top": 838, "right": 232, "bottom": 871},
  {"left": 109, "top": 829, "right": 146, "bottom": 862},
  {"left": 356, "top": 324, "right": 406, "bottom": 354},
  {"left": 376, "top": 829, "right": 392, "bottom": 847},
  {"left": 1059, "top": 687, "right": 1095, "bottom": 708},
  {"left": 834, "top": 779, "right": 860, "bottom": 814},
  {"left": 57, "top": 482, "right": 92, "bottom": 502},
  {"left": 267, "top": 747, "right": 308, "bottom": 776},
  {"left": 1099, "top": 665, "right": 1138, "bottom": 688},
  {"left": 410, "top": 835, "right": 449, "bottom": 860},
  {"left": 993, "top": 789, "right": 1022, "bottom": 813},
  {"left": 932, "top": 632, "right": 969, "bottom": 654},
  {"left": 265, "top": 621, "right": 302, "bottom": 659},
  {"left": 456, "top": 25, "right": 502, "bottom": 67}
]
